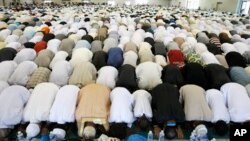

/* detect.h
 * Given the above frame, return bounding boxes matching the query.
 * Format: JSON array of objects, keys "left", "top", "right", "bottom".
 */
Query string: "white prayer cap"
[
  {"left": 83, "top": 126, "right": 96, "bottom": 140},
  {"left": 26, "top": 123, "right": 40, "bottom": 139},
  {"left": 51, "top": 128, "right": 66, "bottom": 140}
]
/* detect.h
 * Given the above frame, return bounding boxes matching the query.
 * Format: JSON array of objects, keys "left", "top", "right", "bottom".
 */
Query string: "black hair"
[
  {"left": 137, "top": 115, "right": 150, "bottom": 131},
  {"left": 164, "top": 126, "right": 177, "bottom": 139},
  {"left": 214, "top": 120, "right": 228, "bottom": 136},
  {"left": 109, "top": 122, "right": 127, "bottom": 139}
]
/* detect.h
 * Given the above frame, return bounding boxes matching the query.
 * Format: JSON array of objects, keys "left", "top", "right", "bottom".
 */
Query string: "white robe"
[
  {"left": 220, "top": 83, "right": 250, "bottom": 122},
  {"left": 13, "top": 48, "right": 37, "bottom": 64},
  {"left": 0, "top": 61, "right": 17, "bottom": 81},
  {"left": 47, "top": 39, "right": 62, "bottom": 54},
  {"left": 49, "top": 51, "right": 68, "bottom": 69},
  {"left": 200, "top": 52, "right": 220, "bottom": 65},
  {"left": 0, "top": 81, "right": 9, "bottom": 94},
  {"left": 49, "top": 61, "right": 72, "bottom": 87},
  {"left": 0, "top": 85, "right": 30, "bottom": 128},
  {"left": 123, "top": 51, "right": 138, "bottom": 67},
  {"left": 96, "top": 66, "right": 118, "bottom": 89},
  {"left": 23, "top": 83, "right": 59, "bottom": 123},
  {"left": 109, "top": 87, "right": 135, "bottom": 127},
  {"left": 136, "top": 62, "right": 162, "bottom": 90},
  {"left": 49, "top": 85, "right": 79, "bottom": 124},
  {"left": 70, "top": 48, "right": 93, "bottom": 68},
  {"left": 206, "top": 89, "right": 230, "bottom": 123},
  {"left": 8, "top": 61, "right": 37, "bottom": 86},
  {"left": 132, "top": 90, "right": 152, "bottom": 119}
]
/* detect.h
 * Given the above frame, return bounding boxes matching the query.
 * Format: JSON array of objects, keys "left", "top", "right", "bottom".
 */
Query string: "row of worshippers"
[
  {"left": 0, "top": 4, "right": 250, "bottom": 140},
  {"left": 1, "top": 82, "right": 250, "bottom": 140}
]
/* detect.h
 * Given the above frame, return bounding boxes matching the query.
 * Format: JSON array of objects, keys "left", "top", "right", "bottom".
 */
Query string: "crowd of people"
[{"left": 0, "top": 2, "right": 250, "bottom": 141}]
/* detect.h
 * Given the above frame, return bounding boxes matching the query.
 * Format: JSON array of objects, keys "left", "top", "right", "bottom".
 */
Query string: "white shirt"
[
  {"left": 14, "top": 48, "right": 36, "bottom": 64},
  {"left": 23, "top": 83, "right": 59, "bottom": 123},
  {"left": 70, "top": 48, "right": 93, "bottom": 68},
  {"left": 136, "top": 62, "right": 162, "bottom": 90},
  {"left": 49, "top": 61, "right": 72, "bottom": 87},
  {"left": 29, "top": 35, "right": 43, "bottom": 43},
  {"left": 132, "top": 90, "right": 152, "bottom": 119},
  {"left": 5, "top": 35, "right": 19, "bottom": 44},
  {"left": 47, "top": 39, "right": 62, "bottom": 54},
  {"left": 109, "top": 87, "right": 135, "bottom": 127},
  {"left": 0, "top": 85, "right": 30, "bottom": 128},
  {"left": 6, "top": 42, "right": 21, "bottom": 50},
  {"left": 0, "top": 61, "right": 17, "bottom": 81},
  {"left": 96, "top": 66, "right": 118, "bottom": 89},
  {"left": 123, "top": 51, "right": 138, "bottom": 67},
  {"left": 49, "top": 51, "right": 68, "bottom": 69},
  {"left": 49, "top": 85, "right": 79, "bottom": 124},
  {"left": 206, "top": 89, "right": 230, "bottom": 123},
  {"left": 220, "top": 82, "right": 250, "bottom": 122},
  {"left": 201, "top": 52, "right": 220, "bottom": 65},
  {"left": 8, "top": 61, "right": 37, "bottom": 86}
]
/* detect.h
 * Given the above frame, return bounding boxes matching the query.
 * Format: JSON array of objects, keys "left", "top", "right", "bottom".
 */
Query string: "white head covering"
[{"left": 26, "top": 123, "right": 40, "bottom": 139}]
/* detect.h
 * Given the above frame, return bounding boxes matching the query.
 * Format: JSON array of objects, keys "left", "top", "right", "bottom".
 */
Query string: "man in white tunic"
[
  {"left": 0, "top": 61, "right": 17, "bottom": 81},
  {"left": 220, "top": 82, "right": 250, "bottom": 123},
  {"left": 0, "top": 85, "right": 30, "bottom": 139},
  {"left": 23, "top": 83, "right": 59, "bottom": 139},
  {"left": 96, "top": 66, "right": 118, "bottom": 89},
  {"left": 49, "top": 85, "right": 80, "bottom": 140},
  {"left": 136, "top": 62, "right": 162, "bottom": 90}
]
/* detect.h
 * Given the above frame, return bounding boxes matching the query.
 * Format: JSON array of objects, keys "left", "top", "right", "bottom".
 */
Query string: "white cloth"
[
  {"left": 109, "top": 87, "right": 135, "bottom": 127},
  {"left": 49, "top": 85, "right": 79, "bottom": 124},
  {"left": 0, "top": 61, "right": 17, "bottom": 81},
  {"left": 206, "top": 89, "right": 230, "bottom": 123},
  {"left": 49, "top": 61, "right": 72, "bottom": 87},
  {"left": 23, "top": 83, "right": 59, "bottom": 123},
  {"left": 136, "top": 62, "right": 162, "bottom": 90},
  {"left": 5, "top": 35, "right": 19, "bottom": 44},
  {"left": 8, "top": 61, "right": 37, "bottom": 86},
  {"left": 70, "top": 48, "right": 93, "bottom": 67},
  {"left": 47, "top": 39, "right": 62, "bottom": 54},
  {"left": 233, "top": 42, "right": 250, "bottom": 55},
  {"left": 0, "top": 85, "right": 30, "bottom": 128},
  {"left": 155, "top": 55, "right": 167, "bottom": 67},
  {"left": 220, "top": 82, "right": 250, "bottom": 122},
  {"left": 96, "top": 66, "right": 118, "bottom": 89},
  {"left": 122, "top": 51, "right": 138, "bottom": 67},
  {"left": 49, "top": 51, "right": 68, "bottom": 69},
  {"left": 6, "top": 42, "right": 21, "bottom": 50},
  {"left": 132, "top": 90, "right": 152, "bottom": 119},
  {"left": 13, "top": 48, "right": 36, "bottom": 64},
  {"left": 200, "top": 52, "right": 220, "bottom": 65},
  {"left": 195, "top": 43, "right": 208, "bottom": 55},
  {"left": 221, "top": 43, "right": 237, "bottom": 54},
  {"left": 0, "top": 81, "right": 9, "bottom": 94},
  {"left": 29, "top": 35, "right": 43, "bottom": 43}
]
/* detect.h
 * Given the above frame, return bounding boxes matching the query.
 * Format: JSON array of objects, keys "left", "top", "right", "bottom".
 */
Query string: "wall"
[{"left": 199, "top": 0, "right": 240, "bottom": 13}]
